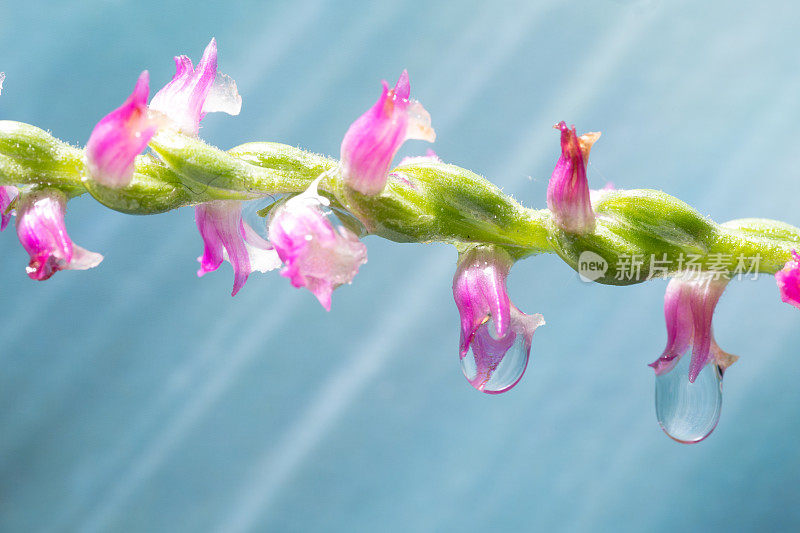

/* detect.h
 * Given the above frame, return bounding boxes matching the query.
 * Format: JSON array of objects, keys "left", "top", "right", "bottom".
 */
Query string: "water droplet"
[
  {"left": 655, "top": 354, "right": 722, "bottom": 444},
  {"left": 460, "top": 318, "right": 529, "bottom": 394}
]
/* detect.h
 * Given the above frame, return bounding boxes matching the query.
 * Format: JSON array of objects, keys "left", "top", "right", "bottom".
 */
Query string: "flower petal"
[
  {"left": 195, "top": 200, "right": 279, "bottom": 296},
  {"left": 340, "top": 70, "right": 435, "bottom": 196},
  {"left": 546, "top": 122, "right": 599, "bottom": 234},
  {"left": 0, "top": 185, "right": 18, "bottom": 231},
  {"left": 150, "top": 38, "right": 238, "bottom": 136},
  {"left": 269, "top": 178, "right": 367, "bottom": 310},
  {"left": 15, "top": 190, "right": 103, "bottom": 280},
  {"left": 85, "top": 71, "right": 159, "bottom": 188},
  {"left": 776, "top": 250, "right": 800, "bottom": 309}
]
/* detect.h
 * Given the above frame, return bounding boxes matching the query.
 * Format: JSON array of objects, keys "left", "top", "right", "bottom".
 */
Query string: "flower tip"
[
  {"left": 579, "top": 131, "right": 601, "bottom": 160},
  {"left": 394, "top": 69, "right": 411, "bottom": 99}
]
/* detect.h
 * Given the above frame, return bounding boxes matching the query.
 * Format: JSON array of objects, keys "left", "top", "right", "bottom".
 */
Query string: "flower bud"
[{"left": 547, "top": 121, "right": 600, "bottom": 234}]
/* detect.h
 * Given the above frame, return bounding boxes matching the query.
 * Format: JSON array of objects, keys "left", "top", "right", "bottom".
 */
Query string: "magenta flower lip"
[
  {"left": 547, "top": 121, "right": 600, "bottom": 234},
  {"left": 649, "top": 274, "right": 737, "bottom": 382},
  {"left": 14, "top": 190, "right": 103, "bottom": 280},
  {"left": 340, "top": 70, "right": 436, "bottom": 196},
  {"left": 453, "top": 247, "right": 544, "bottom": 393},
  {"left": 195, "top": 200, "right": 281, "bottom": 296},
  {"left": 268, "top": 177, "right": 368, "bottom": 310},
  {"left": 776, "top": 250, "right": 800, "bottom": 309},
  {"left": 150, "top": 38, "right": 242, "bottom": 136}
]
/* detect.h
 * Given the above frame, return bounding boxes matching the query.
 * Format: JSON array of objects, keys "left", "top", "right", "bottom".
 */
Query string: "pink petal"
[
  {"left": 150, "top": 38, "right": 241, "bottom": 136},
  {"left": 268, "top": 179, "right": 367, "bottom": 310},
  {"left": 85, "top": 71, "right": 159, "bottom": 188},
  {"left": 340, "top": 70, "right": 435, "bottom": 196},
  {"left": 546, "top": 122, "right": 600, "bottom": 234},
  {"left": 776, "top": 250, "right": 800, "bottom": 309},
  {"left": 195, "top": 200, "right": 279, "bottom": 296},
  {"left": 453, "top": 248, "right": 514, "bottom": 356},
  {"left": 0, "top": 185, "right": 18, "bottom": 231},
  {"left": 15, "top": 191, "right": 103, "bottom": 280},
  {"left": 649, "top": 275, "right": 732, "bottom": 381}
]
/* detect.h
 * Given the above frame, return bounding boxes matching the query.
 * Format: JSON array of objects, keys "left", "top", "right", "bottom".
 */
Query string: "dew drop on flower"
[
  {"left": 460, "top": 318, "right": 529, "bottom": 394},
  {"left": 655, "top": 354, "right": 722, "bottom": 444}
]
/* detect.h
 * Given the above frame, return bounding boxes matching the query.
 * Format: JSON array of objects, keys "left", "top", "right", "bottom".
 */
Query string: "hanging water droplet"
[
  {"left": 460, "top": 318, "right": 529, "bottom": 394},
  {"left": 655, "top": 354, "right": 722, "bottom": 444}
]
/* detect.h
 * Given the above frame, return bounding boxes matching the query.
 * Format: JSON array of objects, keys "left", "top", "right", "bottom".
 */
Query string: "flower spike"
[
  {"left": 85, "top": 71, "right": 160, "bottom": 188},
  {"left": 1, "top": 186, "right": 18, "bottom": 231},
  {"left": 15, "top": 190, "right": 103, "bottom": 280},
  {"left": 195, "top": 200, "right": 281, "bottom": 296},
  {"left": 776, "top": 250, "right": 800, "bottom": 309},
  {"left": 453, "top": 247, "right": 544, "bottom": 394},
  {"left": 340, "top": 70, "right": 436, "bottom": 196},
  {"left": 649, "top": 274, "right": 738, "bottom": 382},
  {"left": 547, "top": 121, "right": 600, "bottom": 234},
  {"left": 268, "top": 177, "right": 368, "bottom": 310}
]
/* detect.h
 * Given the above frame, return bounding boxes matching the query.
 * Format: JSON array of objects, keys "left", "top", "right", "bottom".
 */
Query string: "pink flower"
[
  {"left": 547, "top": 121, "right": 601, "bottom": 234},
  {"left": 268, "top": 178, "right": 368, "bottom": 310},
  {"left": 776, "top": 250, "right": 800, "bottom": 309},
  {"left": 340, "top": 70, "right": 436, "bottom": 196},
  {"left": 1, "top": 185, "right": 18, "bottom": 231},
  {"left": 453, "top": 247, "right": 545, "bottom": 394},
  {"left": 649, "top": 274, "right": 737, "bottom": 382},
  {"left": 86, "top": 39, "right": 241, "bottom": 188},
  {"left": 149, "top": 38, "right": 242, "bottom": 136},
  {"left": 85, "top": 71, "right": 160, "bottom": 188},
  {"left": 195, "top": 200, "right": 281, "bottom": 296},
  {"left": 15, "top": 190, "right": 103, "bottom": 280}
]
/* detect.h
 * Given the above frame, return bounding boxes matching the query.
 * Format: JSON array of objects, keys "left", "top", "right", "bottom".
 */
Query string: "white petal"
[
  {"left": 201, "top": 72, "right": 242, "bottom": 116},
  {"left": 246, "top": 245, "right": 282, "bottom": 273}
]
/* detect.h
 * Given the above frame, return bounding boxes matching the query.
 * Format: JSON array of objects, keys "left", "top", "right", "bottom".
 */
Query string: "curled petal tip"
[{"left": 393, "top": 69, "right": 410, "bottom": 100}]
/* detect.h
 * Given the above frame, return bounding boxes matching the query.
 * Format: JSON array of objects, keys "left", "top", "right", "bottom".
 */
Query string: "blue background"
[{"left": 1, "top": 1, "right": 799, "bottom": 531}]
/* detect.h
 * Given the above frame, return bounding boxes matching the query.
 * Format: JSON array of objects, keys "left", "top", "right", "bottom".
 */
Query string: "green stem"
[{"left": 1, "top": 120, "right": 797, "bottom": 281}]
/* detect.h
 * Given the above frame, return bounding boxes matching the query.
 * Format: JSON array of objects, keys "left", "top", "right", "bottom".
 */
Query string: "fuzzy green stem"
[{"left": 1, "top": 120, "right": 797, "bottom": 282}]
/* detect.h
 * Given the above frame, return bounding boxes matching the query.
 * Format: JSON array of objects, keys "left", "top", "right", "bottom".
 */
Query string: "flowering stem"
[{"left": 1, "top": 119, "right": 798, "bottom": 280}]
